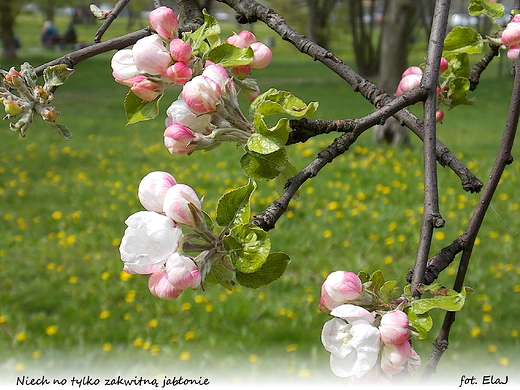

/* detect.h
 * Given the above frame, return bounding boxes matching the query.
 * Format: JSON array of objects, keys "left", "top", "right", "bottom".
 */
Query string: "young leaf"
[
  {"left": 20, "top": 62, "right": 38, "bottom": 88},
  {"left": 240, "top": 149, "right": 288, "bottom": 180},
  {"left": 236, "top": 252, "right": 290, "bottom": 288},
  {"left": 250, "top": 88, "right": 319, "bottom": 118},
  {"left": 444, "top": 53, "right": 470, "bottom": 78},
  {"left": 207, "top": 43, "right": 253, "bottom": 67},
  {"left": 447, "top": 77, "right": 474, "bottom": 107},
  {"left": 247, "top": 114, "right": 290, "bottom": 155},
  {"left": 274, "top": 159, "right": 298, "bottom": 197},
  {"left": 184, "top": 11, "right": 221, "bottom": 56},
  {"left": 223, "top": 223, "right": 271, "bottom": 273},
  {"left": 443, "top": 27, "right": 484, "bottom": 55},
  {"left": 124, "top": 90, "right": 162, "bottom": 125},
  {"left": 204, "top": 256, "right": 235, "bottom": 290},
  {"left": 406, "top": 310, "right": 434, "bottom": 340},
  {"left": 407, "top": 285, "right": 471, "bottom": 315},
  {"left": 468, "top": 0, "right": 505, "bottom": 19},
  {"left": 216, "top": 179, "right": 256, "bottom": 227},
  {"left": 45, "top": 121, "right": 72, "bottom": 140},
  {"left": 43, "top": 65, "right": 75, "bottom": 91}
]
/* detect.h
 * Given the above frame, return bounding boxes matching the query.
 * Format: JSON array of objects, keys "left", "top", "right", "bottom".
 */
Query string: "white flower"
[
  {"left": 138, "top": 171, "right": 177, "bottom": 212},
  {"left": 330, "top": 304, "right": 376, "bottom": 324},
  {"left": 165, "top": 97, "right": 212, "bottom": 134},
  {"left": 132, "top": 34, "right": 172, "bottom": 75},
  {"left": 321, "top": 316, "right": 381, "bottom": 379},
  {"left": 119, "top": 211, "right": 182, "bottom": 274}
]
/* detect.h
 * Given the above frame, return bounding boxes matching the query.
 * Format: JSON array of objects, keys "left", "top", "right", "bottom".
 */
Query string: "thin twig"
[{"left": 94, "top": 0, "right": 131, "bottom": 43}]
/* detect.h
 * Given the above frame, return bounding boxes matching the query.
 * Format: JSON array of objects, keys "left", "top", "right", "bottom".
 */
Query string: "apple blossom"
[
  {"left": 439, "top": 57, "right": 449, "bottom": 73},
  {"left": 395, "top": 73, "right": 422, "bottom": 96},
  {"left": 163, "top": 124, "right": 198, "bottom": 154},
  {"left": 230, "top": 65, "right": 251, "bottom": 80},
  {"left": 132, "top": 34, "right": 172, "bottom": 75},
  {"left": 165, "top": 252, "right": 201, "bottom": 290},
  {"left": 436, "top": 109, "right": 445, "bottom": 123},
  {"left": 321, "top": 316, "right": 381, "bottom": 379},
  {"left": 119, "top": 211, "right": 182, "bottom": 274},
  {"left": 182, "top": 75, "right": 222, "bottom": 115},
  {"left": 249, "top": 42, "right": 273, "bottom": 69},
  {"left": 169, "top": 38, "right": 192, "bottom": 63},
  {"left": 163, "top": 183, "right": 202, "bottom": 227},
  {"left": 111, "top": 49, "right": 140, "bottom": 84},
  {"left": 380, "top": 341, "right": 413, "bottom": 375},
  {"left": 138, "top": 171, "right": 177, "bottom": 212},
  {"left": 401, "top": 66, "right": 423, "bottom": 78},
  {"left": 329, "top": 304, "right": 376, "bottom": 324},
  {"left": 148, "top": 267, "right": 183, "bottom": 300},
  {"left": 161, "top": 61, "right": 193, "bottom": 85},
  {"left": 149, "top": 6, "right": 179, "bottom": 41},
  {"left": 319, "top": 271, "right": 363, "bottom": 312},
  {"left": 4, "top": 67, "right": 23, "bottom": 88},
  {"left": 226, "top": 30, "right": 257, "bottom": 48},
  {"left": 379, "top": 309, "right": 410, "bottom": 345},
  {"left": 165, "top": 98, "right": 212, "bottom": 134},
  {"left": 507, "top": 44, "right": 520, "bottom": 61},
  {"left": 39, "top": 107, "right": 58, "bottom": 122},
  {"left": 128, "top": 76, "right": 165, "bottom": 101},
  {"left": 501, "top": 15, "right": 520, "bottom": 47}
]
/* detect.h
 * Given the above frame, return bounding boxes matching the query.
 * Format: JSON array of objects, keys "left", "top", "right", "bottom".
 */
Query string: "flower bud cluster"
[
  {"left": 501, "top": 15, "right": 520, "bottom": 60},
  {"left": 395, "top": 58, "right": 449, "bottom": 123},
  {"left": 111, "top": 6, "right": 273, "bottom": 155},
  {"left": 320, "top": 271, "right": 421, "bottom": 383},
  {"left": 120, "top": 171, "right": 218, "bottom": 300},
  {"left": 1, "top": 67, "right": 63, "bottom": 137}
]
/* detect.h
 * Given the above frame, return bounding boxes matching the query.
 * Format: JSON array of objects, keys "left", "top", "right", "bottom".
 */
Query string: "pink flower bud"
[
  {"left": 249, "top": 42, "right": 272, "bottom": 69},
  {"left": 148, "top": 268, "right": 183, "bottom": 300},
  {"left": 111, "top": 49, "right": 140, "bottom": 84},
  {"left": 395, "top": 74, "right": 422, "bottom": 96},
  {"left": 138, "top": 171, "right": 177, "bottom": 212},
  {"left": 231, "top": 65, "right": 251, "bottom": 80},
  {"left": 379, "top": 310, "right": 409, "bottom": 345},
  {"left": 164, "top": 124, "right": 198, "bottom": 154},
  {"left": 319, "top": 271, "right": 363, "bottom": 312},
  {"left": 202, "top": 64, "right": 231, "bottom": 90},
  {"left": 380, "top": 341, "right": 413, "bottom": 375},
  {"left": 163, "top": 184, "right": 202, "bottom": 227},
  {"left": 181, "top": 75, "right": 222, "bottom": 115},
  {"left": 129, "top": 76, "right": 164, "bottom": 101},
  {"left": 439, "top": 57, "right": 449, "bottom": 73},
  {"left": 436, "top": 109, "right": 444, "bottom": 123},
  {"left": 149, "top": 6, "right": 178, "bottom": 40},
  {"left": 507, "top": 44, "right": 520, "bottom": 61},
  {"left": 502, "top": 19, "right": 520, "bottom": 46},
  {"left": 5, "top": 68, "right": 23, "bottom": 88},
  {"left": 40, "top": 107, "right": 58, "bottom": 122},
  {"left": 169, "top": 38, "right": 192, "bottom": 63},
  {"left": 401, "top": 66, "right": 423, "bottom": 78},
  {"left": 165, "top": 98, "right": 212, "bottom": 134},
  {"left": 161, "top": 61, "right": 193, "bottom": 85},
  {"left": 132, "top": 34, "right": 172, "bottom": 75},
  {"left": 226, "top": 30, "right": 257, "bottom": 48},
  {"left": 165, "top": 252, "right": 201, "bottom": 290}
]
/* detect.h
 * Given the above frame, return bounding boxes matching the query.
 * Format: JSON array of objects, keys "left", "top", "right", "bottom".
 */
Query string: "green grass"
[{"left": 0, "top": 12, "right": 519, "bottom": 387}]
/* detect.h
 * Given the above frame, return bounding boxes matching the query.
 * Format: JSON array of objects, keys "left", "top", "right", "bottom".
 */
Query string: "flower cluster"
[
  {"left": 110, "top": 6, "right": 273, "bottom": 156},
  {"left": 119, "top": 171, "right": 216, "bottom": 300},
  {"left": 501, "top": 15, "right": 520, "bottom": 60},
  {"left": 320, "top": 271, "right": 420, "bottom": 384},
  {"left": 395, "top": 58, "right": 448, "bottom": 123}
]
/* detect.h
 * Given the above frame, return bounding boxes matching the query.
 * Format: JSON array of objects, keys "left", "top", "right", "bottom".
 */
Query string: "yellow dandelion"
[
  {"left": 307, "top": 295, "right": 315, "bottom": 303},
  {"left": 150, "top": 345, "right": 160, "bottom": 356},
  {"left": 258, "top": 292, "right": 265, "bottom": 300},
  {"left": 514, "top": 285, "right": 520, "bottom": 293},
  {"left": 286, "top": 344, "right": 298, "bottom": 352},
  {"left": 133, "top": 338, "right": 144, "bottom": 347},
  {"left": 119, "top": 270, "right": 132, "bottom": 281},
  {"left": 15, "top": 363, "right": 25, "bottom": 372},
  {"left": 0, "top": 316, "right": 6, "bottom": 323},
  {"left": 51, "top": 211, "right": 62, "bottom": 220},
  {"left": 388, "top": 221, "right": 398, "bottom": 231},
  {"left": 323, "top": 230, "right": 332, "bottom": 238},
  {"left": 286, "top": 310, "right": 295, "bottom": 319},
  {"left": 194, "top": 295, "right": 206, "bottom": 304},
  {"left": 112, "top": 238, "right": 120, "bottom": 246},
  {"left": 499, "top": 357, "right": 509, "bottom": 366},
  {"left": 488, "top": 345, "right": 498, "bottom": 353},
  {"left": 45, "top": 325, "right": 58, "bottom": 336},
  {"left": 101, "top": 272, "right": 110, "bottom": 280},
  {"left": 384, "top": 256, "right": 393, "bottom": 265},
  {"left": 483, "top": 314, "right": 492, "bottom": 323},
  {"left": 181, "top": 303, "right": 191, "bottom": 311},
  {"left": 511, "top": 330, "right": 519, "bottom": 338},
  {"left": 31, "top": 351, "right": 41, "bottom": 359},
  {"left": 69, "top": 276, "right": 78, "bottom": 284},
  {"left": 102, "top": 343, "right": 112, "bottom": 352},
  {"left": 204, "top": 304, "right": 213, "bottom": 312},
  {"left": 16, "top": 332, "right": 27, "bottom": 342},
  {"left": 148, "top": 319, "right": 158, "bottom": 328},
  {"left": 482, "top": 304, "right": 492, "bottom": 312},
  {"left": 46, "top": 263, "right": 55, "bottom": 270},
  {"left": 125, "top": 290, "right": 136, "bottom": 303},
  {"left": 384, "top": 237, "right": 394, "bottom": 245},
  {"left": 180, "top": 351, "right": 191, "bottom": 361},
  {"left": 286, "top": 210, "right": 294, "bottom": 218},
  {"left": 471, "top": 327, "right": 481, "bottom": 337},
  {"left": 299, "top": 369, "right": 311, "bottom": 378},
  {"left": 435, "top": 231, "right": 445, "bottom": 240},
  {"left": 249, "top": 354, "right": 258, "bottom": 363},
  {"left": 184, "top": 331, "right": 195, "bottom": 340}
]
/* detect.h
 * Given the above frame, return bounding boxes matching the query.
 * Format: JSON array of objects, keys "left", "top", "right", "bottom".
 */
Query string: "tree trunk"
[
  {"left": 306, "top": 0, "right": 339, "bottom": 49},
  {"left": 0, "top": 0, "right": 18, "bottom": 60},
  {"left": 373, "top": 0, "right": 419, "bottom": 146}
]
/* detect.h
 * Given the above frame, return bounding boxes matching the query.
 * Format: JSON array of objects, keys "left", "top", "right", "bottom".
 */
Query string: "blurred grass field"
[{"left": 0, "top": 11, "right": 519, "bottom": 386}]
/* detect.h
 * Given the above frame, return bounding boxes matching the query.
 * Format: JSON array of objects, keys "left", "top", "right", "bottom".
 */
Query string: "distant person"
[
  {"left": 62, "top": 22, "right": 77, "bottom": 48},
  {"left": 41, "top": 21, "right": 59, "bottom": 48}
]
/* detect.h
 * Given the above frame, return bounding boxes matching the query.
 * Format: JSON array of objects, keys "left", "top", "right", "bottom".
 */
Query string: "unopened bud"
[
  {"left": 40, "top": 107, "right": 58, "bottom": 122},
  {"left": 2, "top": 99, "right": 23, "bottom": 116},
  {"left": 5, "top": 68, "right": 23, "bottom": 88}
]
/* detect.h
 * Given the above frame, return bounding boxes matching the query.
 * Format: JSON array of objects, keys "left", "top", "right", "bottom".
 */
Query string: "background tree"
[{"left": 0, "top": 0, "right": 21, "bottom": 60}]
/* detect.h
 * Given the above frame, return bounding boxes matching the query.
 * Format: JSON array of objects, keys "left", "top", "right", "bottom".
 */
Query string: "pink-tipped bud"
[
  {"left": 161, "top": 62, "right": 193, "bottom": 85},
  {"left": 163, "top": 183, "right": 202, "bottom": 227},
  {"left": 379, "top": 310, "right": 410, "bottom": 346},
  {"left": 436, "top": 109, "right": 444, "bottom": 123},
  {"left": 5, "top": 68, "right": 23, "bottom": 88},
  {"left": 507, "top": 44, "right": 520, "bottom": 61},
  {"left": 439, "top": 57, "right": 449, "bottom": 73},
  {"left": 227, "top": 30, "right": 257, "bottom": 48},
  {"left": 380, "top": 341, "right": 413, "bottom": 375},
  {"left": 401, "top": 66, "right": 423, "bottom": 78},
  {"left": 132, "top": 34, "right": 172, "bottom": 76},
  {"left": 243, "top": 85, "right": 261, "bottom": 103},
  {"left": 181, "top": 75, "right": 222, "bottom": 115},
  {"left": 148, "top": 268, "right": 183, "bottom": 300},
  {"left": 231, "top": 65, "right": 251, "bottom": 80},
  {"left": 502, "top": 19, "right": 520, "bottom": 46},
  {"left": 129, "top": 76, "right": 164, "bottom": 101},
  {"left": 138, "top": 171, "right": 177, "bottom": 212},
  {"left": 164, "top": 124, "right": 198, "bottom": 154},
  {"left": 395, "top": 74, "right": 422, "bottom": 96},
  {"left": 169, "top": 38, "right": 192, "bottom": 63},
  {"left": 319, "top": 271, "right": 363, "bottom": 312},
  {"left": 149, "top": 6, "right": 179, "bottom": 40},
  {"left": 249, "top": 42, "right": 273, "bottom": 69},
  {"left": 165, "top": 252, "right": 201, "bottom": 290}
]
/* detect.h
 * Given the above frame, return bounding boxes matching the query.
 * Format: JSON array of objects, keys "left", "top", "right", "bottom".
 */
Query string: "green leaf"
[
  {"left": 124, "top": 90, "right": 162, "bottom": 125},
  {"left": 250, "top": 88, "right": 319, "bottom": 118},
  {"left": 357, "top": 271, "right": 370, "bottom": 283},
  {"left": 468, "top": 0, "right": 505, "bottom": 19},
  {"left": 444, "top": 53, "right": 470, "bottom": 78},
  {"left": 45, "top": 121, "right": 72, "bottom": 140},
  {"left": 240, "top": 149, "right": 288, "bottom": 181},
  {"left": 443, "top": 27, "right": 484, "bottom": 55},
  {"left": 184, "top": 11, "right": 221, "bottom": 56},
  {"left": 447, "top": 77, "right": 474, "bottom": 108},
  {"left": 207, "top": 43, "right": 254, "bottom": 67},
  {"left": 223, "top": 224, "right": 271, "bottom": 273},
  {"left": 406, "top": 310, "right": 433, "bottom": 340},
  {"left": 216, "top": 179, "right": 256, "bottom": 227},
  {"left": 368, "top": 270, "right": 386, "bottom": 292},
  {"left": 43, "top": 65, "right": 75, "bottom": 91},
  {"left": 406, "top": 283, "right": 471, "bottom": 315},
  {"left": 379, "top": 280, "right": 398, "bottom": 302},
  {"left": 247, "top": 117, "right": 290, "bottom": 155},
  {"left": 274, "top": 159, "right": 298, "bottom": 197},
  {"left": 236, "top": 252, "right": 290, "bottom": 288},
  {"left": 204, "top": 256, "right": 235, "bottom": 290}
]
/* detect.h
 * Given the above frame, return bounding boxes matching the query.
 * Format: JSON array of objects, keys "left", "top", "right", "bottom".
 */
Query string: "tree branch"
[{"left": 94, "top": 0, "right": 131, "bottom": 43}]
